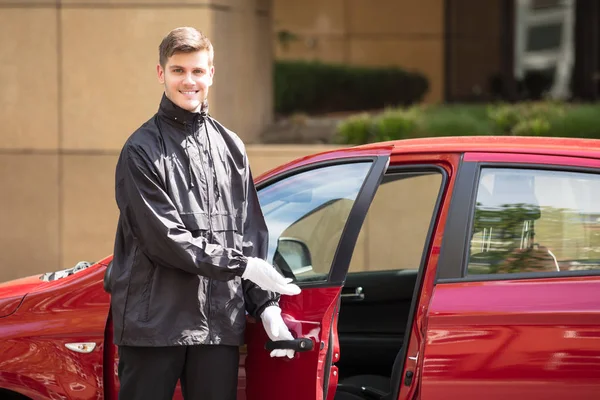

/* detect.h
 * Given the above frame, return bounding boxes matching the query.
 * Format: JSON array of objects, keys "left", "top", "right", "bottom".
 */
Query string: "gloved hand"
[
  {"left": 261, "top": 306, "right": 295, "bottom": 359},
  {"left": 242, "top": 257, "right": 301, "bottom": 296}
]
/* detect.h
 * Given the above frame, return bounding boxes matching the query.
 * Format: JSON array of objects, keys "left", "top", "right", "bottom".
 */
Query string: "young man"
[{"left": 109, "top": 27, "right": 300, "bottom": 400}]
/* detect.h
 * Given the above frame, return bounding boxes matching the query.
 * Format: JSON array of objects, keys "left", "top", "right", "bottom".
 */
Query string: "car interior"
[{"left": 267, "top": 168, "right": 445, "bottom": 400}]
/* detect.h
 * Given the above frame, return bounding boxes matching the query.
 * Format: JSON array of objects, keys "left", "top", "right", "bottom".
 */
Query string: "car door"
[
  {"left": 424, "top": 153, "right": 600, "bottom": 400},
  {"left": 244, "top": 149, "right": 391, "bottom": 400}
]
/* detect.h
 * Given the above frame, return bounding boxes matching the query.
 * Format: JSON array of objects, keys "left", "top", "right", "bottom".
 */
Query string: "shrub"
[
  {"left": 418, "top": 105, "right": 492, "bottom": 137},
  {"left": 335, "top": 101, "right": 600, "bottom": 144},
  {"left": 274, "top": 61, "right": 429, "bottom": 115},
  {"left": 487, "top": 102, "right": 565, "bottom": 135},
  {"left": 546, "top": 105, "right": 600, "bottom": 138}
]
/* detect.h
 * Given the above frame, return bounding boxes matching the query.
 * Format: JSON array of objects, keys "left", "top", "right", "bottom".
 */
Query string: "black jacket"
[{"left": 110, "top": 94, "right": 277, "bottom": 347}]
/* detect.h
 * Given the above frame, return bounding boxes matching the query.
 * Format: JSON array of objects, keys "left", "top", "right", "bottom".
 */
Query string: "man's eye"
[
  {"left": 173, "top": 68, "right": 183, "bottom": 73},
  {"left": 194, "top": 70, "right": 205, "bottom": 74}
]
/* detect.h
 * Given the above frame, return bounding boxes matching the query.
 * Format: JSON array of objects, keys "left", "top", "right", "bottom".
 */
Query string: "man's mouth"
[{"left": 180, "top": 90, "right": 199, "bottom": 95}]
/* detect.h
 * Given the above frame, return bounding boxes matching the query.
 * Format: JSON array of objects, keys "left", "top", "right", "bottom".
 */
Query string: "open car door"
[{"left": 245, "top": 149, "right": 391, "bottom": 400}]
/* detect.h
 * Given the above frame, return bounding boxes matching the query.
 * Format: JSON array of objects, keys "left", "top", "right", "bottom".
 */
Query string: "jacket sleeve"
[
  {"left": 116, "top": 144, "right": 247, "bottom": 280},
  {"left": 241, "top": 158, "right": 280, "bottom": 318}
]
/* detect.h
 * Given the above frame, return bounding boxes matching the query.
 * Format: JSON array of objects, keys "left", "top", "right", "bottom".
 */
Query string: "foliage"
[
  {"left": 274, "top": 60, "right": 429, "bottom": 115},
  {"left": 336, "top": 101, "right": 600, "bottom": 144}
]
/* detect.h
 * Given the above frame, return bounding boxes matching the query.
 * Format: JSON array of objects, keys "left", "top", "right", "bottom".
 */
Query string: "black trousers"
[{"left": 117, "top": 345, "right": 240, "bottom": 400}]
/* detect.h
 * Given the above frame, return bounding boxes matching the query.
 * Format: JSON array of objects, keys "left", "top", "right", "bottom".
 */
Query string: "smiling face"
[{"left": 157, "top": 50, "right": 214, "bottom": 113}]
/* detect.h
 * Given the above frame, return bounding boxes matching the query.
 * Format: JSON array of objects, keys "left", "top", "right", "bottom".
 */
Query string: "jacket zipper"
[{"left": 193, "top": 116, "right": 213, "bottom": 344}]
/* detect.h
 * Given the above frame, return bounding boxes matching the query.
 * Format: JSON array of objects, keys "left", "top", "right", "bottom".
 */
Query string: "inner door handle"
[{"left": 341, "top": 286, "right": 364, "bottom": 301}]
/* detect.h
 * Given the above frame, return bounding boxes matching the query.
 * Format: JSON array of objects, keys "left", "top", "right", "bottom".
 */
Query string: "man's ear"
[
  {"left": 157, "top": 63, "right": 165, "bottom": 84},
  {"left": 208, "top": 65, "right": 215, "bottom": 87}
]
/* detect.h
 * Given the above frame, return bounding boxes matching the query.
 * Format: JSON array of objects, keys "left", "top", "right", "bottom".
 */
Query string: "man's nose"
[{"left": 183, "top": 73, "right": 194, "bottom": 85}]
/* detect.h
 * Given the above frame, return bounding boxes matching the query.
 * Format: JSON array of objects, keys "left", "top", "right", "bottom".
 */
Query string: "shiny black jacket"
[{"left": 110, "top": 95, "right": 277, "bottom": 347}]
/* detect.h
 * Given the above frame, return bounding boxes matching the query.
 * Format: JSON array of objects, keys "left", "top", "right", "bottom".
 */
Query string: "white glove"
[
  {"left": 242, "top": 257, "right": 301, "bottom": 296},
  {"left": 261, "top": 306, "right": 295, "bottom": 359}
]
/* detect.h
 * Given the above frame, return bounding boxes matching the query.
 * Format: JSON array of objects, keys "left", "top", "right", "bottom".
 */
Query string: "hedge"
[
  {"left": 274, "top": 60, "right": 429, "bottom": 115},
  {"left": 335, "top": 102, "right": 600, "bottom": 144}
]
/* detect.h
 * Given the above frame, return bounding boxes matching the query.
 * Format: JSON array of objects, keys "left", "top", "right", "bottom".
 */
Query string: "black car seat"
[{"left": 334, "top": 346, "right": 405, "bottom": 400}]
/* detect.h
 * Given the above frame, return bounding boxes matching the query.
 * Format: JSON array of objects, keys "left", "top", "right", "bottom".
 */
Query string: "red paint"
[
  {"left": 369, "top": 136, "right": 600, "bottom": 160},
  {"left": 422, "top": 277, "right": 600, "bottom": 400},
  {"left": 0, "top": 261, "right": 110, "bottom": 400},
  {"left": 245, "top": 287, "right": 342, "bottom": 400}
]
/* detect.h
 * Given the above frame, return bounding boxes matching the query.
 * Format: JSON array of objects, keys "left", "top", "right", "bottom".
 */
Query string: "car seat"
[{"left": 334, "top": 346, "right": 405, "bottom": 400}]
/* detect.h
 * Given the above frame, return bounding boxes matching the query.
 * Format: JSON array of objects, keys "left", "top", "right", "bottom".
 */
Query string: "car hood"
[{"left": 0, "top": 274, "right": 45, "bottom": 317}]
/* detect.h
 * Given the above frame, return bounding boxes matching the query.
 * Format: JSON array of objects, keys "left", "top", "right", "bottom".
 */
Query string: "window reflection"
[
  {"left": 258, "top": 162, "right": 372, "bottom": 282},
  {"left": 468, "top": 168, "right": 600, "bottom": 275}
]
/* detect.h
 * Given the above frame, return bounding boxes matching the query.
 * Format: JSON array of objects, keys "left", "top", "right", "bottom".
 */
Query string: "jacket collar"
[{"left": 157, "top": 93, "right": 209, "bottom": 126}]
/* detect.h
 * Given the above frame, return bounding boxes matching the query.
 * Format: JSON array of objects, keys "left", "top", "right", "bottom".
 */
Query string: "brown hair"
[{"left": 158, "top": 27, "right": 214, "bottom": 67}]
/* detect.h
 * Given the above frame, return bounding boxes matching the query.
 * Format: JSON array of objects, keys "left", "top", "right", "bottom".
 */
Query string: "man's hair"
[{"left": 158, "top": 27, "right": 214, "bottom": 67}]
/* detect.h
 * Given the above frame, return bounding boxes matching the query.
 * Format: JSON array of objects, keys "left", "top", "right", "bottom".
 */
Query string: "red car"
[{"left": 1, "top": 136, "right": 600, "bottom": 400}]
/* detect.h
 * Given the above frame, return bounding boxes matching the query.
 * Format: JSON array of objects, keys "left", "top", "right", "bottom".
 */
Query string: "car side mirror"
[
  {"left": 274, "top": 237, "right": 313, "bottom": 278},
  {"left": 103, "top": 261, "right": 113, "bottom": 294}
]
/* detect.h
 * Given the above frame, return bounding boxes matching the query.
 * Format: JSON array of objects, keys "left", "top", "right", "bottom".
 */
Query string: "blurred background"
[{"left": 0, "top": 0, "right": 598, "bottom": 281}]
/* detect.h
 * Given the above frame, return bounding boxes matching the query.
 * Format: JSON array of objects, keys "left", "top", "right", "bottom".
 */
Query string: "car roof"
[
  {"left": 357, "top": 136, "right": 600, "bottom": 158},
  {"left": 256, "top": 136, "right": 600, "bottom": 183}
]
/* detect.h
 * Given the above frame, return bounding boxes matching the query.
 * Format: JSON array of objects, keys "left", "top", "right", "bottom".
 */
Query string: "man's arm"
[
  {"left": 241, "top": 161, "right": 281, "bottom": 318},
  {"left": 117, "top": 143, "right": 247, "bottom": 281}
]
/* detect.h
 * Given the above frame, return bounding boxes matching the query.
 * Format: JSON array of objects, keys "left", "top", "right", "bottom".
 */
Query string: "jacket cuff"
[{"left": 256, "top": 300, "right": 280, "bottom": 318}]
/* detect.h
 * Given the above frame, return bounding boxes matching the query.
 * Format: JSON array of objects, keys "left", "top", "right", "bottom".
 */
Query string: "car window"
[
  {"left": 348, "top": 171, "right": 443, "bottom": 273},
  {"left": 468, "top": 168, "right": 600, "bottom": 275},
  {"left": 258, "top": 162, "right": 372, "bottom": 283}
]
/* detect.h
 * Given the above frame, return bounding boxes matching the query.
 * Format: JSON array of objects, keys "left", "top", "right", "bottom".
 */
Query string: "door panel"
[
  {"left": 338, "top": 270, "right": 417, "bottom": 378},
  {"left": 423, "top": 278, "right": 600, "bottom": 400},
  {"left": 245, "top": 287, "right": 341, "bottom": 400}
]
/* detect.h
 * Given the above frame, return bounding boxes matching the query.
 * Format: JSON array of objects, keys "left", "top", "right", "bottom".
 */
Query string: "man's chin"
[{"left": 175, "top": 98, "right": 201, "bottom": 112}]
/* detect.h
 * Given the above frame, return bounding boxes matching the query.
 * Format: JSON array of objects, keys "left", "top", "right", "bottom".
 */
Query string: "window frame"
[{"left": 437, "top": 160, "right": 600, "bottom": 283}]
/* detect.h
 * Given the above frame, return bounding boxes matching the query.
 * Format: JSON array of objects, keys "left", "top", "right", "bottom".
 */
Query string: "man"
[{"left": 109, "top": 27, "right": 300, "bottom": 400}]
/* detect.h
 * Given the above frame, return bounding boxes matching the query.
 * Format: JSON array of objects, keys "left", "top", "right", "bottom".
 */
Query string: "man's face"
[{"left": 157, "top": 50, "right": 214, "bottom": 113}]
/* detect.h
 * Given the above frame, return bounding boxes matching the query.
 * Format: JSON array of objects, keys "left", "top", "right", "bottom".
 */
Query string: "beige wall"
[
  {"left": 0, "top": 0, "right": 277, "bottom": 283},
  {"left": 273, "top": 0, "right": 445, "bottom": 103}
]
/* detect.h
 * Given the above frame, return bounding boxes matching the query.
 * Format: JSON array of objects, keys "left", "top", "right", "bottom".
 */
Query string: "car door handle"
[
  {"left": 341, "top": 286, "right": 365, "bottom": 301},
  {"left": 265, "top": 338, "right": 314, "bottom": 352}
]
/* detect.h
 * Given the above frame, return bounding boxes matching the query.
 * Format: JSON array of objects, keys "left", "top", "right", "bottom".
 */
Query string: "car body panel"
[
  {"left": 423, "top": 277, "right": 600, "bottom": 400},
  {"left": 245, "top": 287, "right": 342, "bottom": 400},
  {"left": 0, "top": 275, "right": 45, "bottom": 317},
  {"left": 374, "top": 136, "right": 600, "bottom": 159},
  {"left": 0, "top": 259, "right": 111, "bottom": 400}
]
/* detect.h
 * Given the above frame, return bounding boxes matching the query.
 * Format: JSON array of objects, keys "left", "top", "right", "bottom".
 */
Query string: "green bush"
[
  {"left": 335, "top": 113, "right": 373, "bottom": 145},
  {"left": 546, "top": 105, "right": 600, "bottom": 138},
  {"left": 335, "top": 101, "right": 600, "bottom": 144},
  {"left": 336, "top": 108, "right": 420, "bottom": 144},
  {"left": 274, "top": 60, "right": 429, "bottom": 115},
  {"left": 487, "top": 102, "right": 565, "bottom": 135},
  {"left": 418, "top": 105, "right": 493, "bottom": 137}
]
